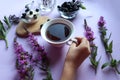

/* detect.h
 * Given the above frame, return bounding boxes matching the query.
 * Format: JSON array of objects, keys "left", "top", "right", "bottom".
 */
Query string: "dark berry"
[
  {"left": 75, "top": 1, "right": 80, "bottom": 5},
  {"left": 29, "top": 11, "right": 33, "bottom": 15},
  {"left": 73, "top": 5, "right": 79, "bottom": 11},
  {"left": 62, "top": 2, "right": 68, "bottom": 7},
  {"left": 59, "top": 1, "right": 81, "bottom": 12},
  {"left": 63, "top": 7, "right": 69, "bottom": 12},
  {"left": 36, "top": 9, "right": 39, "bottom": 12},
  {"left": 33, "top": 15, "right": 37, "bottom": 19},
  {"left": 58, "top": 6, "right": 63, "bottom": 11},
  {"left": 72, "top": 0, "right": 75, "bottom": 3},
  {"left": 21, "top": 13, "right": 26, "bottom": 18},
  {"left": 57, "top": 6, "right": 61, "bottom": 9},
  {"left": 66, "top": 2, "right": 71, "bottom": 7},
  {"left": 25, "top": 8, "right": 30, "bottom": 12}
]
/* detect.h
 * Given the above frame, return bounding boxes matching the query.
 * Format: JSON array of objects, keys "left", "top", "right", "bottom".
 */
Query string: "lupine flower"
[
  {"left": 14, "top": 37, "right": 34, "bottom": 80},
  {"left": 27, "top": 32, "right": 48, "bottom": 63},
  {"left": 27, "top": 33, "right": 53, "bottom": 80},
  {"left": 84, "top": 19, "right": 95, "bottom": 42},
  {"left": 84, "top": 19, "right": 100, "bottom": 73},
  {"left": 85, "top": 30, "right": 94, "bottom": 42},
  {"left": 97, "top": 16, "right": 120, "bottom": 74},
  {"left": 97, "top": 16, "right": 106, "bottom": 27},
  {"left": 28, "top": 33, "right": 44, "bottom": 52},
  {"left": 27, "top": 33, "right": 48, "bottom": 61}
]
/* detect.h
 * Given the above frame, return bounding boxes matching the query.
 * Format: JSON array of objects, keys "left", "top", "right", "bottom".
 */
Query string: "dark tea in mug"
[{"left": 46, "top": 23, "right": 71, "bottom": 42}]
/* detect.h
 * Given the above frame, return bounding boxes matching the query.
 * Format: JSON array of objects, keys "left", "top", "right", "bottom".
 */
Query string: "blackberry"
[
  {"left": 21, "top": 13, "right": 26, "bottom": 18},
  {"left": 72, "top": 0, "right": 75, "bottom": 3},
  {"left": 73, "top": 5, "right": 79, "bottom": 11},
  {"left": 33, "top": 15, "right": 37, "bottom": 19},
  {"left": 25, "top": 8, "right": 30, "bottom": 12},
  {"left": 36, "top": 9, "right": 39, "bottom": 12},
  {"left": 58, "top": 1, "right": 81, "bottom": 12},
  {"left": 29, "top": 11, "right": 33, "bottom": 15}
]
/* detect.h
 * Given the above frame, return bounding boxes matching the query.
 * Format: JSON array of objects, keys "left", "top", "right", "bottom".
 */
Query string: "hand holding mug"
[{"left": 65, "top": 37, "right": 91, "bottom": 69}]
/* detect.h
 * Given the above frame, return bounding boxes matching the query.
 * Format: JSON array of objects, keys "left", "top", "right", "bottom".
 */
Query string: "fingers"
[
  {"left": 80, "top": 37, "right": 91, "bottom": 53},
  {"left": 79, "top": 37, "right": 88, "bottom": 46},
  {"left": 70, "top": 42, "right": 76, "bottom": 47},
  {"left": 70, "top": 37, "right": 90, "bottom": 53},
  {"left": 70, "top": 37, "right": 85, "bottom": 47},
  {"left": 85, "top": 39, "right": 91, "bottom": 53},
  {"left": 77, "top": 37, "right": 90, "bottom": 52},
  {"left": 70, "top": 37, "right": 82, "bottom": 47}
]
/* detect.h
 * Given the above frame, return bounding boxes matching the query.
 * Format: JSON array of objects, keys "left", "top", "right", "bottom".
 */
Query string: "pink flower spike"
[{"left": 98, "top": 16, "right": 106, "bottom": 27}]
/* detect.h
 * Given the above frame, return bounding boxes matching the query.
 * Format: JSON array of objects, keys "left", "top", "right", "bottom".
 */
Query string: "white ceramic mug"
[{"left": 41, "top": 18, "right": 75, "bottom": 47}]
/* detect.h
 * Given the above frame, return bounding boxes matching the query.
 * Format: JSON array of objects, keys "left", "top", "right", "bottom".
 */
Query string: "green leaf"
[
  {"left": 0, "top": 21, "right": 6, "bottom": 39},
  {"left": 108, "top": 33, "right": 112, "bottom": 41},
  {"left": 108, "top": 41, "right": 113, "bottom": 53},
  {"left": 103, "top": 38, "right": 108, "bottom": 45},
  {"left": 102, "top": 38, "right": 109, "bottom": 50},
  {"left": 102, "top": 31, "right": 106, "bottom": 36},
  {"left": 3, "top": 16, "right": 11, "bottom": 29},
  {"left": 101, "top": 62, "right": 110, "bottom": 69},
  {"left": 92, "top": 46, "right": 98, "bottom": 59},
  {"left": 2, "top": 28, "right": 6, "bottom": 36},
  {"left": 110, "top": 59, "right": 117, "bottom": 67},
  {"left": 80, "top": 4, "right": 86, "bottom": 9},
  {"left": 99, "top": 27, "right": 107, "bottom": 36},
  {"left": 0, "top": 19, "right": 8, "bottom": 48},
  {"left": 90, "top": 58, "right": 98, "bottom": 68},
  {"left": 0, "top": 35, "right": 5, "bottom": 40},
  {"left": 0, "top": 20, "right": 6, "bottom": 32}
]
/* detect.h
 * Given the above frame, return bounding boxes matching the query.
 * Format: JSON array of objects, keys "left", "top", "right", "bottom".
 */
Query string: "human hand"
[{"left": 65, "top": 37, "right": 91, "bottom": 69}]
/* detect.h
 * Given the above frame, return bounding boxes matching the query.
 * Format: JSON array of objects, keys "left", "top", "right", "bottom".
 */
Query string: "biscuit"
[{"left": 16, "top": 16, "right": 49, "bottom": 38}]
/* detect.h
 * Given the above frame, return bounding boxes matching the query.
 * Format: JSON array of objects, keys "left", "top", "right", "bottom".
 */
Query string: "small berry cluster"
[{"left": 58, "top": 0, "right": 85, "bottom": 12}]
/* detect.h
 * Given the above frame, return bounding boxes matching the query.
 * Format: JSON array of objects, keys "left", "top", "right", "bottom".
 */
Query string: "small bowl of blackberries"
[{"left": 57, "top": 0, "right": 86, "bottom": 19}]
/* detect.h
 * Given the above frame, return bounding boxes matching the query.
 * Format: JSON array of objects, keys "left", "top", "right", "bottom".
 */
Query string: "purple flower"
[
  {"left": 84, "top": 19, "right": 95, "bottom": 42},
  {"left": 14, "top": 41, "right": 25, "bottom": 54},
  {"left": 85, "top": 26, "right": 91, "bottom": 31},
  {"left": 14, "top": 37, "right": 34, "bottom": 80},
  {"left": 27, "top": 33, "right": 48, "bottom": 58},
  {"left": 84, "top": 25, "right": 94, "bottom": 42},
  {"left": 98, "top": 16, "right": 106, "bottom": 27},
  {"left": 85, "top": 30, "right": 94, "bottom": 41},
  {"left": 28, "top": 33, "right": 44, "bottom": 52},
  {"left": 27, "top": 33, "right": 50, "bottom": 73}
]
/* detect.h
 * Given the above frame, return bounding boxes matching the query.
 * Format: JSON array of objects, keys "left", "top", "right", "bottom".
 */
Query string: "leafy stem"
[
  {"left": 84, "top": 19, "right": 100, "bottom": 73},
  {"left": 115, "top": 66, "right": 120, "bottom": 74},
  {"left": 4, "top": 16, "right": 11, "bottom": 29},
  {"left": 0, "top": 16, "right": 11, "bottom": 48},
  {"left": 5, "top": 38, "right": 8, "bottom": 48},
  {"left": 26, "top": 30, "right": 53, "bottom": 80},
  {"left": 98, "top": 16, "right": 120, "bottom": 74}
]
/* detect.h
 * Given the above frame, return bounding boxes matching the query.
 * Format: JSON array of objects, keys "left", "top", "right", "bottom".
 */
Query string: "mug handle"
[{"left": 66, "top": 38, "right": 78, "bottom": 46}]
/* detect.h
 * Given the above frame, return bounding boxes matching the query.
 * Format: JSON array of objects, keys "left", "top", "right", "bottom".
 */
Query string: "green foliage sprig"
[
  {"left": 0, "top": 16, "right": 11, "bottom": 48},
  {"left": 98, "top": 16, "right": 120, "bottom": 74},
  {"left": 84, "top": 19, "right": 100, "bottom": 73}
]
